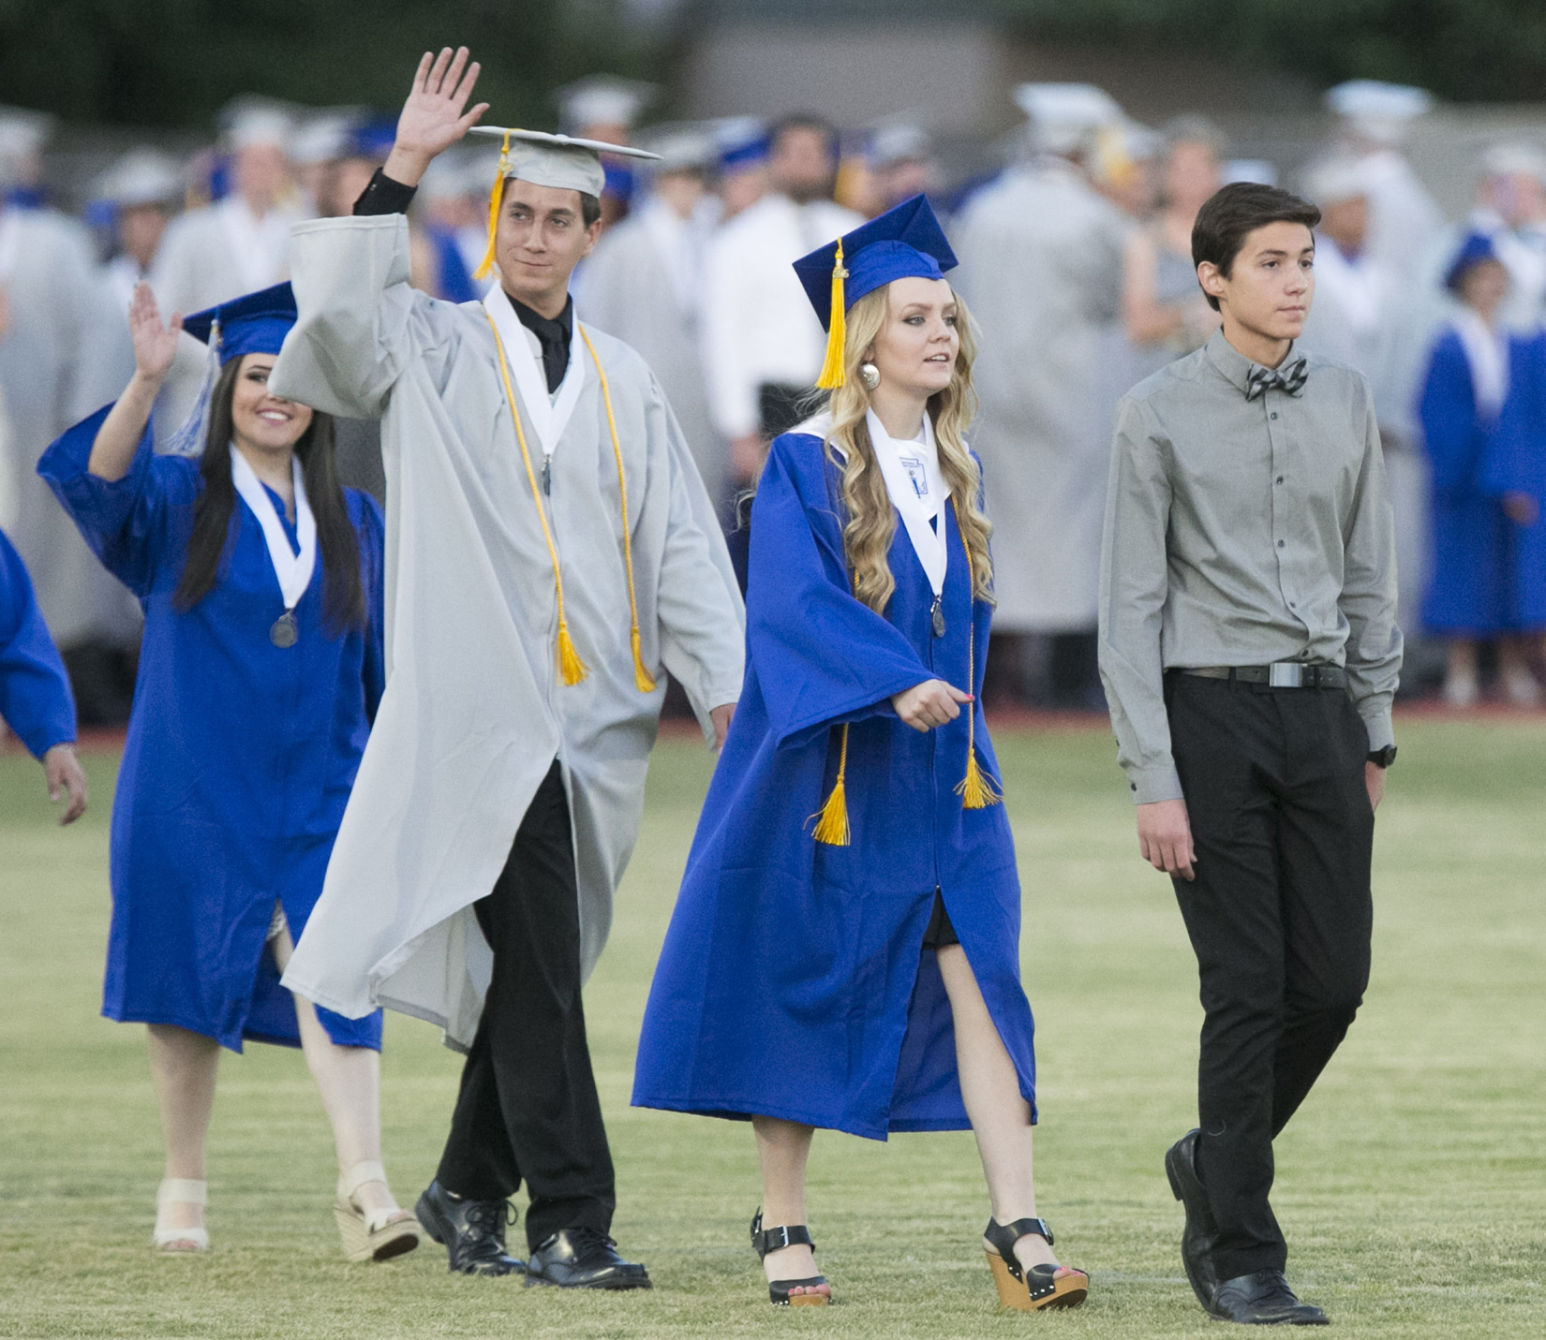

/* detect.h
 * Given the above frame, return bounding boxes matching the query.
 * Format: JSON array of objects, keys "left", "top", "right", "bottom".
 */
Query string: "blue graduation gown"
[
  {"left": 1487, "top": 330, "right": 1546, "bottom": 629},
  {"left": 38, "top": 407, "right": 386, "bottom": 1052},
  {"left": 1417, "top": 327, "right": 1514, "bottom": 634},
  {"left": 632, "top": 431, "right": 1036, "bottom": 1140},
  {"left": 0, "top": 527, "right": 77, "bottom": 758}
]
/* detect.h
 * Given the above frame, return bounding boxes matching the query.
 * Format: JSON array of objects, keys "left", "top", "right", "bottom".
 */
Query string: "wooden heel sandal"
[
  {"left": 984, "top": 1216, "right": 1089, "bottom": 1311},
  {"left": 751, "top": 1208, "right": 831, "bottom": 1306},
  {"left": 334, "top": 1161, "right": 421, "bottom": 1263}
]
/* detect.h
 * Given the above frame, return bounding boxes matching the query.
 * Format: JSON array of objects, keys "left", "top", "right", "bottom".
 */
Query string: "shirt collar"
[
  {"left": 509, "top": 292, "right": 573, "bottom": 347},
  {"left": 1204, "top": 328, "right": 1300, "bottom": 394}
]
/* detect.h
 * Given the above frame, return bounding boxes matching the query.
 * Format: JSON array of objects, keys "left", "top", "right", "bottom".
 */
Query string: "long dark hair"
[{"left": 172, "top": 356, "right": 366, "bottom": 635}]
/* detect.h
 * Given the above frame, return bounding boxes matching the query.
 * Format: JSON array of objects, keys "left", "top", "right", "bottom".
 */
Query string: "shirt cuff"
[
  {"left": 1357, "top": 703, "right": 1395, "bottom": 753},
  {"left": 353, "top": 168, "right": 417, "bottom": 216},
  {"left": 1127, "top": 760, "right": 1184, "bottom": 805}
]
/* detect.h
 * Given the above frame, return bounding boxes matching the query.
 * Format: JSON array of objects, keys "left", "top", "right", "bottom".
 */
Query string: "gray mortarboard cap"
[
  {"left": 1301, "top": 155, "right": 1367, "bottom": 206},
  {"left": 219, "top": 96, "right": 300, "bottom": 151},
  {"left": 290, "top": 108, "right": 368, "bottom": 167},
  {"left": 556, "top": 76, "right": 657, "bottom": 135},
  {"left": 0, "top": 106, "right": 54, "bottom": 186},
  {"left": 468, "top": 126, "right": 660, "bottom": 198},
  {"left": 634, "top": 122, "right": 717, "bottom": 173},
  {"left": 868, "top": 123, "right": 933, "bottom": 170},
  {"left": 1012, "top": 83, "right": 1124, "bottom": 155},
  {"left": 93, "top": 147, "right": 185, "bottom": 208},
  {"left": 1325, "top": 80, "right": 1433, "bottom": 144},
  {"left": 1482, "top": 140, "right": 1546, "bottom": 184}
]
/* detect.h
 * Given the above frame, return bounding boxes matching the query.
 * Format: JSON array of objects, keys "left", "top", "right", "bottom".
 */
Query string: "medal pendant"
[
  {"left": 270, "top": 611, "right": 299, "bottom": 648},
  {"left": 930, "top": 599, "right": 946, "bottom": 639}
]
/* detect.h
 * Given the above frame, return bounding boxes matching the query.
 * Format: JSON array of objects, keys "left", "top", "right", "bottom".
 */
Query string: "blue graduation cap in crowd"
[
  {"left": 165, "top": 283, "right": 298, "bottom": 456},
  {"left": 1444, "top": 232, "right": 1501, "bottom": 292},
  {"left": 791, "top": 194, "right": 957, "bottom": 389}
]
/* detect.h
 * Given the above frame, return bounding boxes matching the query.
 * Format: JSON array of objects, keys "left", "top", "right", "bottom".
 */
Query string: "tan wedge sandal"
[
  {"left": 984, "top": 1216, "right": 1089, "bottom": 1310},
  {"left": 153, "top": 1178, "right": 209, "bottom": 1253},
  {"left": 334, "top": 1161, "right": 421, "bottom": 1263}
]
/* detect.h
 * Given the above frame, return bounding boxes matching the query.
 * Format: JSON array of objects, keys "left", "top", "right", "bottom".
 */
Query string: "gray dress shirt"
[{"left": 1098, "top": 330, "right": 1403, "bottom": 804}]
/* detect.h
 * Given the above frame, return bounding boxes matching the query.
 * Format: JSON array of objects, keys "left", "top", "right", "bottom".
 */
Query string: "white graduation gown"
[
  {"left": 272, "top": 214, "right": 745, "bottom": 1048},
  {"left": 577, "top": 197, "right": 724, "bottom": 506},
  {"left": 953, "top": 157, "right": 1130, "bottom": 633},
  {"left": 0, "top": 205, "right": 137, "bottom": 647}
]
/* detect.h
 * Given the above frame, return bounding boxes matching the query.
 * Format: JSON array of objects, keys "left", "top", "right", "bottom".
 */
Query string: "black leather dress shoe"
[
  {"left": 415, "top": 1181, "right": 525, "bottom": 1276},
  {"left": 525, "top": 1227, "right": 651, "bottom": 1290},
  {"left": 1165, "top": 1128, "right": 1220, "bottom": 1308},
  {"left": 1211, "top": 1269, "right": 1328, "bottom": 1325}
]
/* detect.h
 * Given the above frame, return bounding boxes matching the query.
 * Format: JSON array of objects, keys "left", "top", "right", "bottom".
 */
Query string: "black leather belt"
[{"left": 1175, "top": 663, "right": 1348, "bottom": 689}]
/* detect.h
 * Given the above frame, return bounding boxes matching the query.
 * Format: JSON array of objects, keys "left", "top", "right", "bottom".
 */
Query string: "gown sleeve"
[
  {"left": 1484, "top": 333, "right": 1546, "bottom": 502},
  {"left": 749, "top": 434, "right": 934, "bottom": 748},
  {"left": 36, "top": 404, "right": 193, "bottom": 599},
  {"left": 0, "top": 529, "right": 78, "bottom": 758},
  {"left": 270, "top": 214, "right": 459, "bottom": 420}
]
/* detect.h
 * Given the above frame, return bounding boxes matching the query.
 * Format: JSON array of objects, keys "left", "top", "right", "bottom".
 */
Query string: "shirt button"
[
  {"left": 1276, "top": 476, "right": 1284, "bottom": 484},
  {"left": 1277, "top": 540, "right": 1286, "bottom": 548},
  {"left": 1270, "top": 412, "right": 1279, "bottom": 420}
]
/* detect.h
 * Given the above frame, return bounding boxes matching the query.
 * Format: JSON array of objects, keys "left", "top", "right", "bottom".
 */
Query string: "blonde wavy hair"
[{"left": 823, "top": 283, "right": 994, "bottom": 614}]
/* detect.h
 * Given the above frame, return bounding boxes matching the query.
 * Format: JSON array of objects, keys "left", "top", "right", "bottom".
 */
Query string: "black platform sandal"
[
  {"left": 751, "top": 1208, "right": 831, "bottom": 1307},
  {"left": 984, "top": 1216, "right": 1089, "bottom": 1311}
]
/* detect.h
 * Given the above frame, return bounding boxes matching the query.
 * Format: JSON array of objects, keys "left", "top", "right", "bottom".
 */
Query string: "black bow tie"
[{"left": 1244, "top": 358, "right": 1309, "bottom": 402}]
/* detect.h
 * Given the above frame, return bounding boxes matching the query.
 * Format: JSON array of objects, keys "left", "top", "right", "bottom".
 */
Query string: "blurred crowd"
[{"left": 3, "top": 73, "right": 1546, "bottom": 726}]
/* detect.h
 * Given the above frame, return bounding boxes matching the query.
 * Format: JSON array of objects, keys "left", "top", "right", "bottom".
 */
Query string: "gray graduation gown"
[
  {"left": 273, "top": 214, "right": 744, "bottom": 1048},
  {"left": 953, "top": 158, "right": 1130, "bottom": 633}
]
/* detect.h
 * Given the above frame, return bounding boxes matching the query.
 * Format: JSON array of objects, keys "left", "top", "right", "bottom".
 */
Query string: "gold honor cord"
[
  {"left": 577, "top": 325, "right": 657, "bottom": 693},
  {"left": 483, "top": 310, "right": 658, "bottom": 692},
  {"left": 811, "top": 494, "right": 1000, "bottom": 848}
]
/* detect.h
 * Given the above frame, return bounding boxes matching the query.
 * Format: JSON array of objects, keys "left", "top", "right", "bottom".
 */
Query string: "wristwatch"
[{"left": 1367, "top": 745, "right": 1397, "bottom": 769}]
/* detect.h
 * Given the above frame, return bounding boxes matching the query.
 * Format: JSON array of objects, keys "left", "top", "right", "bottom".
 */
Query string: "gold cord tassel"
[
  {"left": 578, "top": 326, "right": 658, "bottom": 694},
  {"left": 809, "top": 724, "right": 852, "bottom": 846},
  {"left": 484, "top": 309, "right": 588, "bottom": 686},
  {"left": 473, "top": 131, "right": 513, "bottom": 280},
  {"left": 953, "top": 498, "right": 1002, "bottom": 808},
  {"left": 815, "top": 241, "right": 848, "bottom": 390}
]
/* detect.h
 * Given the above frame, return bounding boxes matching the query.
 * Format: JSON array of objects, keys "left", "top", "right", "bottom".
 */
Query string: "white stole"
[
  {"left": 1453, "top": 310, "right": 1509, "bottom": 423},
  {"left": 0, "top": 209, "right": 19, "bottom": 283},
  {"left": 867, "top": 409, "right": 949, "bottom": 597},
  {"left": 482, "top": 286, "right": 588, "bottom": 459},
  {"left": 218, "top": 197, "right": 291, "bottom": 294},
  {"left": 230, "top": 447, "right": 317, "bottom": 612}
]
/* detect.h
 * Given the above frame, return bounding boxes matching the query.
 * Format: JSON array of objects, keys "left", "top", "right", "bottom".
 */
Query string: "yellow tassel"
[
  {"left": 556, "top": 620, "right": 588, "bottom": 686},
  {"left": 956, "top": 749, "right": 1003, "bottom": 809},
  {"left": 631, "top": 627, "right": 657, "bottom": 693},
  {"left": 808, "top": 724, "right": 851, "bottom": 845},
  {"left": 809, "top": 774, "right": 851, "bottom": 846},
  {"left": 473, "top": 131, "right": 513, "bottom": 281},
  {"left": 815, "top": 240, "right": 848, "bottom": 389}
]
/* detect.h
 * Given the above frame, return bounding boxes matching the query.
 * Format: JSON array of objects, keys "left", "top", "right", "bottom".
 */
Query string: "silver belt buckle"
[{"left": 1268, "top": 662, "right": 1305, "bottom": 688}]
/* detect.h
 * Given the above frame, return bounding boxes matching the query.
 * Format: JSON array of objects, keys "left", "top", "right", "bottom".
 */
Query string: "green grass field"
[{"left": 2, "top": 716, "right": 1543, "bottom": 1339}]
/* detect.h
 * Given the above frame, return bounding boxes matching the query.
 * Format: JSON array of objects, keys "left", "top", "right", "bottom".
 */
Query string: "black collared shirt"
[{"left": 511, "top": 294, "right": 573, "bottom": 394}]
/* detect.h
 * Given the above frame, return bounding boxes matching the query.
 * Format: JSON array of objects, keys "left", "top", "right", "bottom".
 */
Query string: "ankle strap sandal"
[
  {"left": 751, "top": 1207, "right": 830, "bottom": 1307},
  {"left": 984, "top": 1216, "right": 1089, "bottom": 1311}
]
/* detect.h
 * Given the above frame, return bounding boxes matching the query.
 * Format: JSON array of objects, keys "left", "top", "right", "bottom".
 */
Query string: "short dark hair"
[
  {"left": 579, "top": 192, "right": 602, "bottom": 228},
  {"left": 768, "top": 113, "right": 839, "bottom": 160},
  {"left": 1192, "top": 182, "right": 1321, "bottom": 311}
]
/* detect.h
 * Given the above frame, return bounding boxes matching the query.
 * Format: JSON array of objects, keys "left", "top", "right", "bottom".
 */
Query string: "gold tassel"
[
  {"left": 954, "top": 497, "right": 1002, "bottom": 808},
  {"left": 808, "top": 724, "right": 851, "bottom": 846},
  {"left": 815, "top": 240, "right": 848, "bottom": 389},
  {"left": 557, "top": 620, "right": 588, "bottom": 686},
  {"left": 956, "top": 749, "right": 1002, "bottom": 809},
  {"left": 631, "top": 627, "right": 657, "bottom": 693},
  {"left": 473, "top": 131, "right": 513, "bottom": 281}
]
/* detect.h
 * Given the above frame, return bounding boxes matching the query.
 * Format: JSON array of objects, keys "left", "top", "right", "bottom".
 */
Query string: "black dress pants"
[
  {"left": 435, "top": 760, "right": 616, "bottom": 1250},
  {"left": 1166, "top": 673, "right": 1374, "bottom": 1279}
]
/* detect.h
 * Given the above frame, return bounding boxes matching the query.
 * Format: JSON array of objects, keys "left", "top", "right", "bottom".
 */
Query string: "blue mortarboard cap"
[
  {"left": 1444, "top": 232, "right": 1501, "bottom": 291},
  {"left": 347, "top": 119, "right": 397, "bottom": 162},
  {"left": 792, "top": 194, "right": 957, "bottom": 331},
  {"left": 183, "top": 282, "right": 298, "bottom": 364},
  {"left": 792, "top": 195, "right": 957, "bottom": 389},
  {"left": 602, "top": 161, "right": 636, "bottom": 204}
]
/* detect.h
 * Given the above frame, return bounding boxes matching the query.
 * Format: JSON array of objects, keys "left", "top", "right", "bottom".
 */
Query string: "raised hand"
[
  {"left": 128, "top": 282, "right": 181, "bottom": 385},
  {"left": 386, "top": 47, "right": 489, "bottom": 187}
]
